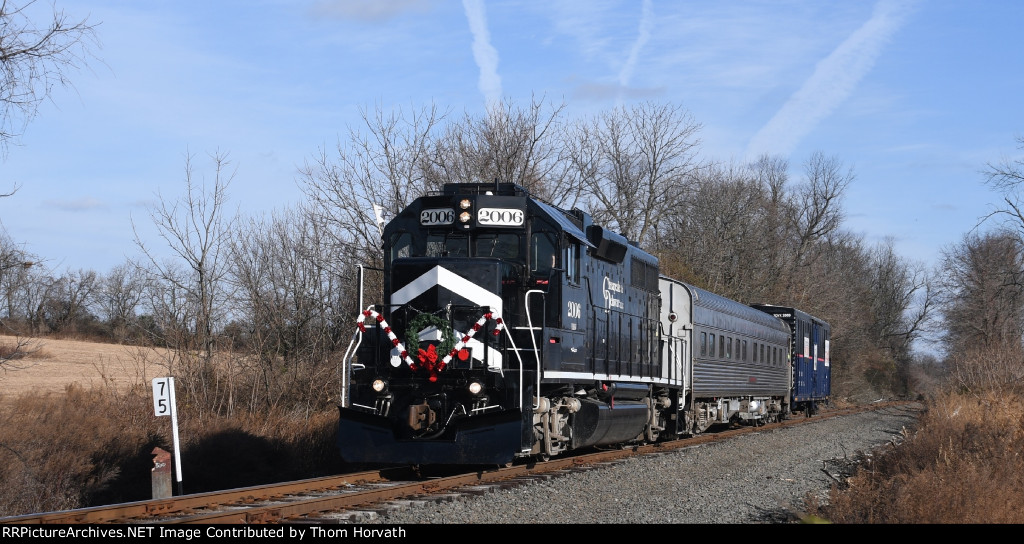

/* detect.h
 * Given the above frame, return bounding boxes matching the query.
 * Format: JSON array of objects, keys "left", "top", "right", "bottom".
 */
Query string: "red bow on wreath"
[{"left": 410, "top": 344, "right": 446, "bottom": 382}]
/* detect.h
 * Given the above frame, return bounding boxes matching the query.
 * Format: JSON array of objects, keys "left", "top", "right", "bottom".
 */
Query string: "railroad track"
[{"left": 0, "top": 401, "right": 906, "bottom": 525}]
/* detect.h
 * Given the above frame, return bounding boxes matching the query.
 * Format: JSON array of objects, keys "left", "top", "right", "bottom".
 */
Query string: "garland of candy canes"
[{"left": 355, "top": 308, "right": 505, "bottom": 382}]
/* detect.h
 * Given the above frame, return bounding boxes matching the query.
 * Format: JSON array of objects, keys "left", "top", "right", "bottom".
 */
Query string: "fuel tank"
[{"left": 570, "top": 398, "right": 649, "bottom": 449}]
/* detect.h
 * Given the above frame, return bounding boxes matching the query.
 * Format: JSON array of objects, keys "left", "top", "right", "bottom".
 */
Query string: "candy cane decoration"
[
  {"left": 445, "top": 309, "right": 504, "bottom": 367},
  {"left": 355, "top": 308, "right": 504, "bottom": 369}
]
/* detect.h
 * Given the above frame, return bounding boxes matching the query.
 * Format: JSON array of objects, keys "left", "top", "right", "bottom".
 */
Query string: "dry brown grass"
[
  {"left": 0, "top": 384, "right": 164, "bottom": 515},
  {"left": 809, "top": 389, "right": 1024, "bottom": 523},
  {"left": 0, "top": 383, "right": 345, "bottom": 517},
  {"left": 0, "top": 335, "right": 345, "bottom": 518}
]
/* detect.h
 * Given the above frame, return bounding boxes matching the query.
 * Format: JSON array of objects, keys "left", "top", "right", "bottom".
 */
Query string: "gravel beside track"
[{"left": 365, "top": 403, "right": 922, "bottom": 524}]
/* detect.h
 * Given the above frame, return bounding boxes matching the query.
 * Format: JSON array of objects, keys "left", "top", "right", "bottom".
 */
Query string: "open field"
[{"left": 0, "top": 335, "right": 169, "bottom": 400}]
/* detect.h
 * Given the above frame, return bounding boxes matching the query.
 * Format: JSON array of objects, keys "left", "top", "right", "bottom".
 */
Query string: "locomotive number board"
[
  {"left": 420, "top": 208, "right": 454, "bottom": 225},
  {"left": 477, "top": 208, "right": 524, "bottom": 226}
]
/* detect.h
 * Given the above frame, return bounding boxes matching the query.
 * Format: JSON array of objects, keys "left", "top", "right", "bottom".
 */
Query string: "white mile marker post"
[{"left": 152, "top": 377, "right": 184, "bottom": 495}]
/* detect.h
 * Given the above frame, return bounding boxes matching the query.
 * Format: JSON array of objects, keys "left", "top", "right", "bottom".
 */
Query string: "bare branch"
[{"left": 0, "top": 0, "right": 100, "bottom": 151}]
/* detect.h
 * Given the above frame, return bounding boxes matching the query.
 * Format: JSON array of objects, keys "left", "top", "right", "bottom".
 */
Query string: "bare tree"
[
  {"left": 0, "top": 228, "right": 39, "bottom": 368},
  {"left": 0, "top": 0, "right": 99, "bottom": 153},
  {"left": 299, "top": 102, "right": 444, "bottom": 268},
  {"left": 939, "top": 230, "right": 1024, "bottom": 392},
  {"left": 659, "top": 155, "right": 799, "bottom": 302},
  {"left": 228, "top": 206, "right": 347, "bottom": 414},
  {"left": 982, "top": 135, "right": 1024, "bottom": 235},
  {"left": 564, "top": 101, "right": 702, "bottom": 246},
  {"left": 866, "top": 238, "right": 937, "bottom": 395},
  {"left": 789, "top": 151, "right": 854, "bottom": 273},
  {"left": 42, "top": 268, "right": 97, "bottom": 333},
  {"left": 663, "top": 161, "right": 771, "bottom": 299},
  {"left": 939, "top": 230, "right": 1024, "bottom": 356},
  {"left": 10, "top": 262, "right": 51, "bottom": 335},
  {"left": 424, "top": 96, "right": 570, "bottom": 205},
  {"left": 132, "top": 150, "right": 236, "bottom": 413},
  {"left": 96, "top": 260, "right": 146, "bottom": 342},
  {"left": 748, "top": 154, "right": 793, "bottom": 294},
  {"left": 0, "top": 229, "right": 30, "bottom": 319}
]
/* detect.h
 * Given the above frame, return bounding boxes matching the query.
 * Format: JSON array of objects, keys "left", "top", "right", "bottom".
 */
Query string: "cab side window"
[
  {"left": 531, "top": 232, "right": 558, "bottom": 278},
  {"left": 564, "top": 241, "right": 580, "bottom": 284}
]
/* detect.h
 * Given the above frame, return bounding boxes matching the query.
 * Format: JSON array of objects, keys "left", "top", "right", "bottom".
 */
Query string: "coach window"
[
  {"left": 753, "top": 342, "right": 758, "bottom": 362},
  {"left": 761, "top": 344, "right": 766, "bottom": 365},
  {"left": 709, "top": 334, "right": 716, "bottom": 358},
  {"left": 725, "top": 336, "right": 732, "bottom": 359},
  {"left": 700, "top": 332, "right": 707, "bottom": 356},
  {"left": 742, "top": 340, "right": 748, "bottom": 362}
]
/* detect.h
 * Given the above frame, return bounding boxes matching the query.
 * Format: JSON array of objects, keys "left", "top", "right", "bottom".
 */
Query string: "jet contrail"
[
  {"left": 462, "top": 0, "right": 502, "bottom": 108},
  {"left": 746, "top": 0, "right": 918, "bottom": 159},
  {"left": 618, "top": 0, "right": 654, "bottom": 90}
]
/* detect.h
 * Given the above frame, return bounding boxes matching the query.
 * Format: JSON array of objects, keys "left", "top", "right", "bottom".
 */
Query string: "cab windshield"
[{"left": 388, "top": 230, "right": 522, "bottom": 262}]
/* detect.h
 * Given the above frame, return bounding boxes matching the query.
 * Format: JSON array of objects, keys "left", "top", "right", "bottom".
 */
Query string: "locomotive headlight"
[
  {"left": 459, "top": 199, "right": 472, "bottom": 210},
  {"left": 372, "top": 378, "right": 388, "bottom": 393},
  {"left": 459, "top": 211, "right": 472, "bottom": 223},
  {"left": 468, "top": 381, "right": 484, "bottom": 395}
]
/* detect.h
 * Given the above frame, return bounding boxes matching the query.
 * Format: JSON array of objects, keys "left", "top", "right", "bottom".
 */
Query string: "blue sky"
[{"left": 1, "top": 0, "right": 1022, "bottom": 275}]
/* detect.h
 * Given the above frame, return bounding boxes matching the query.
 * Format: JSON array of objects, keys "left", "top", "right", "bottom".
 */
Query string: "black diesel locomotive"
[{"left": 337, "top": 182, "right": 831, "bottom": 466}]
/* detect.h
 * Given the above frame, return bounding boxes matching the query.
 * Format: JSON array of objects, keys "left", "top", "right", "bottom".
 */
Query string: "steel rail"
[{"left": 0, "top": 401, "right": 912, "bottom": 525}]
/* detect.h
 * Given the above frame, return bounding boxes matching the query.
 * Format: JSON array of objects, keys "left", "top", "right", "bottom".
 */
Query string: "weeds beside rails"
[
  {"left": 808, "top": 389, "right": 1024, "bottom": 523},
  {"left": 0, "top": 385, "right": 343, "bottom": 518}
]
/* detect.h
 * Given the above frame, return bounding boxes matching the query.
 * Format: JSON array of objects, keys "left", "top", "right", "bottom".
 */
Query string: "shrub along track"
[{"left": 0, "top": 401, "right": 907, "bottom": 524}]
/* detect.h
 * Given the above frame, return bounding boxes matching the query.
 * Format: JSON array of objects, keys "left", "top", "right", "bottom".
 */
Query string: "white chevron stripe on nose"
[{"left": 391, "top": 265, "right": 503, "bottom": 315}]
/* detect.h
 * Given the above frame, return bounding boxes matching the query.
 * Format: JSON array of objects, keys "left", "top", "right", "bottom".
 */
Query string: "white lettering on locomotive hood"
[{"left": 603, "top": 276, "right": 625, "bottom": 310}]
